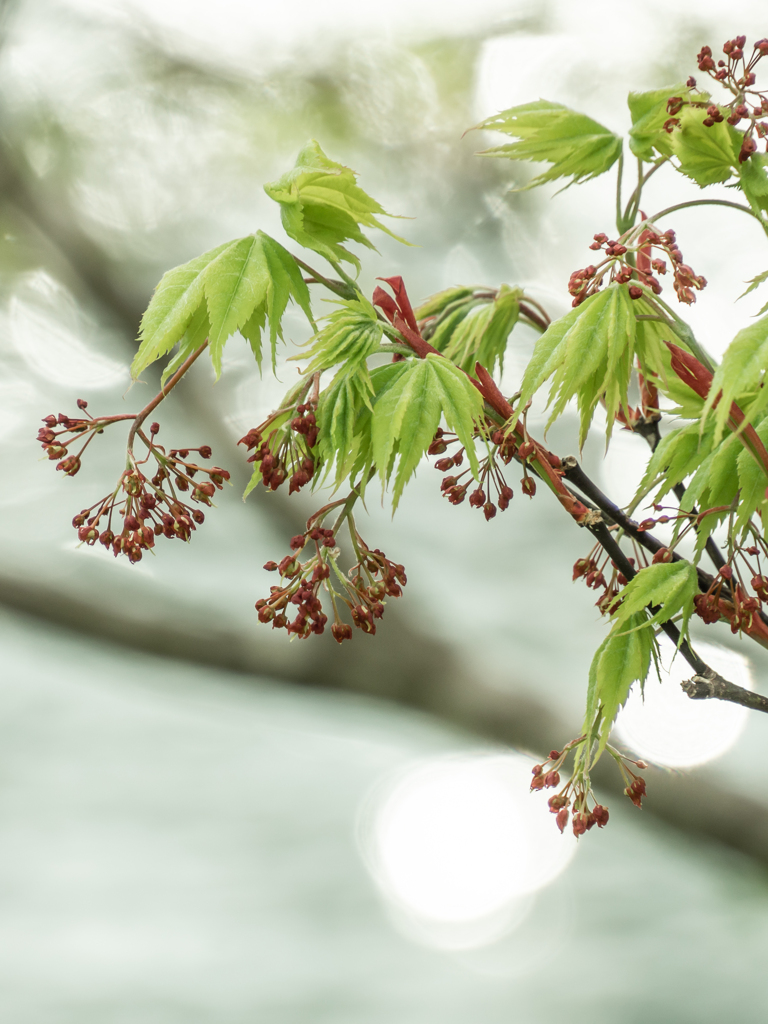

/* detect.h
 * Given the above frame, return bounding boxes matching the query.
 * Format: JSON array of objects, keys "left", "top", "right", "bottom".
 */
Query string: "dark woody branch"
[{"left": 586, "top": 519, "right": 768, "bottom": 714}]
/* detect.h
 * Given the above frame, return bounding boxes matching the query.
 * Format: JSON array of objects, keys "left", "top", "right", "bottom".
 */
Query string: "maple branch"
[
  {"left": 126, "top": 342, "right": 209, "bottom": 459},
  {"left": 681, "top": 670, "right": 768, "bottom": 712}
]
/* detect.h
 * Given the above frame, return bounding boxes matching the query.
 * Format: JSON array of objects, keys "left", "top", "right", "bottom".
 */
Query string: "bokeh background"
[{"left": 4, "top": 0, "right": 768, "bottom": 1020}]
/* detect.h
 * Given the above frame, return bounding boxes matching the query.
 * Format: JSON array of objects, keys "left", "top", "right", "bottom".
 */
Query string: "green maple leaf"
[
  {"left": 132, "top": 231, "right": 314, "bottom": 379},
  {"left": 611, "top": 561, "right": 698, "bottom": 637},
  {"left": 515, "top": 284, "right": 636, "bottom": 445},
  {"left": 703, "top": 312, "right": 768, "bottom": 441},
  {"left": 475, "top": 100, "right": 622, "bottom": 190},
  {"left": 585, "top": 612, "right": 653, "bottom": 756},
  {"left": 739, "top": 268, "right": 768, "bottom": 315},
  {"left": 264, "top": 140, "right": 409, "bottom": 271},
  {"left": 668, "top": 105, "right": 740, "bottom": 187},
  {"left": 627, "top": 83, "right": 695, "bottom": 161},
  {"left": 371, "top": 353, "right": 483, "bottom": 508}
]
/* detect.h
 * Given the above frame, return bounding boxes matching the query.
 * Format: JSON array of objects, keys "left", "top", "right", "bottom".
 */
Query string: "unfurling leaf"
[
  {"left": 515, "top": 284, "right": 636, "bottom": 445},
  {"left": 316, "top": 369, "right": 377, "bottom": 487},
  {"left": 414, "top": 286, "right": 475, "bottom": 322},
  {"left": 133, "top": 231, "right": 314, "bottom": 379},
  {"left": 371, "top": 353, "right": 483, "bottom": 507},
  {"left": 263, "top": 140, "right": 409, "bottom": 271},
  {"left": 585, "top": 612, "right": 653, "bottom": 755},
  {"left": 443, "top": 285, "right": 522, "bottom": 375},
  {"left": 295, "top": 296, "right": 383, "bottom": 378},
  {"left": 476, "top": 100, "right": 622, "bottom": 190}
]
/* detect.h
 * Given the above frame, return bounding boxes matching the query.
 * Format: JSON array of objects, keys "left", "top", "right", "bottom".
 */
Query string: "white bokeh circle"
[
  {"left": 615, "top": 637, "right": 754, "bottom": 768},
  {"left": 358, "top": 754, "right": 576, "bottom": 949}
]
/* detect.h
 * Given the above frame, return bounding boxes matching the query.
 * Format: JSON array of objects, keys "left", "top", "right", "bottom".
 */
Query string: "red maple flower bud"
[
  {"left": 572, "top": 813, "right": 588, "bottom": 836},
  {"left": 544, "top": 770, "right": 560, "bottom": 788},
  {"left": 269, "top": 467, "right": 286, "bottom": 490},
  {"left": 518, "top": 440, "right": 535, "bottom": 460},
  {"left": 592, "top": 804, "right": 609, "bottom": 828},
  {"left": 521, "top": 476, "right": 536, "bottom": 497},
  {"left": 572, "top": 558, "right": 590, "bottom": 580},
  {"left": 331, "top": 622, "right": 353, "bottom": 644},
  {"left": 497, "top": 485, "right": 513, "bottom": 510},
  {"left": 56, "top": 455, "right": 82, "bottom": 476},
  {"left": 556, "top": 807, "right": 569, "bottom": 833},
  {"left": 739, "top": 135, "right": 758, "bottom": 163},
  {"left": 290, "top": 534, "right": 306, "bottom": 551}
]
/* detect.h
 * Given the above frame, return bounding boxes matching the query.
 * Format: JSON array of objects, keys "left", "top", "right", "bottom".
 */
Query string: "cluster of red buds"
[
  {"left": 257, "top": 526, "right": 335, "bottom": 638},
  {"left": 256, "top": 514, "right": 406, "bottom": 642},
  {"left": 662, "top": 38, "right": 768, "bottom": 163},
  {"left": 569, "top": 229, "right": 705, "bottom": 307},
  {"left": 573, "top": 551, "right": 636, "bottom": 616},
  {"left": 72, "top": 430, "right": 228, "bottom": 562},
  {"left": 634, "top": 228, "right": 706, "bottom": 305},
  {"left": 531, "top": 742, "right": 649, "bottom": 835},
  {"left": 238, "top": 401, "right": 317, "bottom": 494},
  {"left": 432, "top": 427, "right": 531, "bottom": 516},
  {"left": 37, "top": 401, "right": 131, "bottom": 477},
  {"left": 694, "top": 562, "right": 763, "bottom": 633},
  {"left": 530, "top": 742, "right": 611, "bottom": 836}
]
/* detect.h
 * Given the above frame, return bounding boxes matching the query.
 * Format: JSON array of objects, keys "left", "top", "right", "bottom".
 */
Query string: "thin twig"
[{"left": 127, "top": 342, "right": 209, "bottom": 458}]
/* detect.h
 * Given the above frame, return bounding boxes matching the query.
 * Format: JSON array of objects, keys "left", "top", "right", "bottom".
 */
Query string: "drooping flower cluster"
[
  {"left": 694, "top": 560, "right": 765, "bottom": 633},
  {"left": 531, "top": 740, "right": 649, "bottom": 835},
  {"left": 573, "top": 548, "right": 637, "bottom": 617},
  {"left": 37, "top": 400, "right": 131, "bottom": 477},
  {"left": 432, "top": 427, "right": 527, "bottom": 517},
  {"left": 238, "top": 400, "right": 317, "bottom": 494},
  {"left": 633, "top": 503, "right": 768, "bottom": 634},
  {"left": 531, "top": 742, "right": 611, "bottom": 836},
  {"left": 568, "top": 228, "right": 706, "bottom": 307},
  {"left": 71, "top": 426, "right": 229, "bottom": 563},
  {"left": 688, "top": 36, "right": 768, "bottom": 162},
  {"left": 256, "top": 512, "right": 406, "bottom": 642}
]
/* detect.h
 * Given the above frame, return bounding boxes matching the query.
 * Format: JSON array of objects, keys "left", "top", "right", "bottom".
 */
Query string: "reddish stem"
[{"left": 127, "top": 341, "right": 209, "bottom": 458}]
